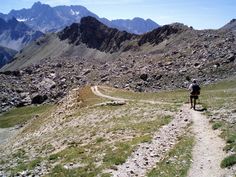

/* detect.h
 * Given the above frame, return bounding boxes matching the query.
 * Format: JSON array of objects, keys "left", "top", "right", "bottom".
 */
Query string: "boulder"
[
  {"left": 31, "top": 94, "right": 48, "bottom": 104},
  {"left": 140, "top": 73, "right": 148, "bottom": 81},
  {"left": 39, "top": 78, "right": 56, "bottom": 90}
]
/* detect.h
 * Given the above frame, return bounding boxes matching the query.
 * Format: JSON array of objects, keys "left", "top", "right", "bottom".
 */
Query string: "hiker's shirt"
[
  {"left": 188, "top": 84, "right": 194, "bottom": 93},
  {"left": 189, "top": 83, "right": 200, "bottom": 96}
]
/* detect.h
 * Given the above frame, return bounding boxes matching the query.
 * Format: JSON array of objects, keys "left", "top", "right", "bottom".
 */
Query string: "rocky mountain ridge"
[
  {"left": 4, "top": 1, "right": 160, "bottom": 34},
  {"left": 0, "top": 16, "right": 235, "bottom": 113},
  {"left": 58, "top": 17, "right": 135, "bottom": 53}
]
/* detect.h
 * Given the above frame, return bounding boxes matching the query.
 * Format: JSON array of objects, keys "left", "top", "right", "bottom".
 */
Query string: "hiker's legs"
[
  {"left": 193, "top": 98, "right": 196, "bottom": 110},
  {"left": 190, "top": 96, "right": 193, "bottom": 108}
]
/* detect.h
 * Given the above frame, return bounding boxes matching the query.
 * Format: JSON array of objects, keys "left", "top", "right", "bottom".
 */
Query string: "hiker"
[{"left": 188, "top": 79, "right": 201, "bottom": 110}]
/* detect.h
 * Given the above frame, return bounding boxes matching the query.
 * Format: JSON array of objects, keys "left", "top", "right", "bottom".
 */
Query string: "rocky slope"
[
  {"left": 5, "top": 1, "right": 160, "bottom": 34},
  {"left": 58, "top": 16, "right": 136, "bottom": 53},
  {"left": 221, "top": 19, "right": 236, "bottom": 31},
  {"left": 0, "top": 16, "right": 235, "bottom": 113},
  {"left": 0, "top": 46, "right": 17, "bottom": 68}
]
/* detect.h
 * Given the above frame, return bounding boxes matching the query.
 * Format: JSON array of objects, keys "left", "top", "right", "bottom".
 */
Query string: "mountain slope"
[
  {"left": 0, "top": 16, "right": 180, "bottom": 71},
  {"left": 6, "top": 1, "right": 160, "bottom": 34},
  {"left": 58, "top": 16, "right": 136, "bottom": 53},
  {"left": 0, "top": 16, "right": 235, "bottom": 113},
  {"left": 0, "top": 17, "right": 44, "bottom": 51},
  {"left": 221, "top": 19, "right": 236, "bottom": 31},
  {"left": 0, "top": 46, "right": 17, "bottom": 68}
]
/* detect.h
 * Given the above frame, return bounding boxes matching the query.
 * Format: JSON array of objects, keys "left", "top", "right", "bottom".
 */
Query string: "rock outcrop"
[
  {"left": 221, "top": 19, "right": 236, "bottom": 31},
  {"left": 58, "top": 16, "right": 136, "bottom": 53}
]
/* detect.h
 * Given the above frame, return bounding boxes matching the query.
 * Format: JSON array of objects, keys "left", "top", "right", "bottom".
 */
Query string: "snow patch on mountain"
[
  {"left": 16, "top": 18, "right": 28, "bottom": 22},
  {"left": 70, "top": 9, "right": 80, "bottom": 16}
]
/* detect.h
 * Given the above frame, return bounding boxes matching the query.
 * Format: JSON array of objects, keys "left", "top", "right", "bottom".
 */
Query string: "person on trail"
[{"left": 188, "top": 79, "right": 201, "bottom": 110}]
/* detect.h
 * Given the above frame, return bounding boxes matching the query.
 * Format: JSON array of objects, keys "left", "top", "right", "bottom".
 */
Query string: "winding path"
[
  {"left": 91, "top": 86, "right": 172, "bottom": 105},
  {"left": 91, "top": 86, "right": 232, "bottom": 177}
]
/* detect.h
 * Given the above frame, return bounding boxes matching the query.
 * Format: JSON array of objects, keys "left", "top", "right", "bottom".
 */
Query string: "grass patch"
[
  {"left": 98, "top": 86, "right": 186, "bottom": 104},
  {"left": 0, "top": 104, "right": 53, "bottom": 128},
  {"left": 96, "top": 137, "right": 106, "bottom": 144},
  {"left": 47, "top": 164, "right": 100, "bottom": 177},
  {"left": 10, "top": 157, "right": 43, "bottom": 175},
  {"left": 212, "top": 122, "right": 223, "bottom": 130},
  {"left": 47, "top": 135, "right": 152, "bottom": 176},
  {"left": 148, "top": 135, "right": 194, "bottom": 177},
  {"left": 107, "top": 114, "right": 172, "bottom": 134},
  {"left": 48, "top": 147, "right": 86, "bottom": 163},
  {"left": 103, "top": 135, "right": 152, "bottom": 167},
  {"left": 221, "top": 154, "right": 236, "bottom": 168},
  {"left": 79, "top": 86, "right": 108, "bottom": 107}
]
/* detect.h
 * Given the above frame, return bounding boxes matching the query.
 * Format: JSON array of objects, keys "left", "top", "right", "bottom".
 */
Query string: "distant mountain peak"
[
  {"left": 80, "top": 16, "right": 104, "bottom": 27},
  {"left": 32, "top": 1, "right": 42, "bottom": 7},
  {"left": 4, "top": 2, "right": 160, "bottom": 34},
  {"left": 32, "top": 1, "right": 50, "bottom": 9}
]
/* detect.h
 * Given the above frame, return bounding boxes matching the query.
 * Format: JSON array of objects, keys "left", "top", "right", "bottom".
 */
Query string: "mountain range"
[
  {"left": 4, "top": 1, "right": 160, "bottom": 34},
  {"left": 0, "top": 16, "right": 235, "bottom": 112},
  {"left": 0, "top": 1, "right": 160, "bottom": 68},
  {"left": 0, "top": 17, "right": 43, "bottom": 67}
]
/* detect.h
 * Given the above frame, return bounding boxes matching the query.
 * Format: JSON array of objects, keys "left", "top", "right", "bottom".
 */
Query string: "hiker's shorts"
[{"left": 190, "top": 95, "right": 198, "bottom": 99}]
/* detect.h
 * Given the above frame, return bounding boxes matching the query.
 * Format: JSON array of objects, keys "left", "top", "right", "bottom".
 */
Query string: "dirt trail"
[
  {"left": 91, "top": 86, "right": 128, "bottom": 101},
  {"left": 186, "top": 106, "right": 230, "bottom": 177},
  {"left": 92, "top": 86, "right": 232, "bottom": 177},
  {"left": 91, "top": 86, "right": 172, "bottom": 105}
]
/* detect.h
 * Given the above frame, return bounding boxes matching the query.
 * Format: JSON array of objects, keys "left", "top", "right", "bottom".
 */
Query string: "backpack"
[{"left": 191, "top": 84, "right": 201, "bottom": 95}]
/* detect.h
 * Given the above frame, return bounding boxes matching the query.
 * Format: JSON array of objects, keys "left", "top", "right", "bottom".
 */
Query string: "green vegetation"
[
  {"left": 48, "top": 164, "right": 100, "bottom": 177},
  {"left": 103, "top": 135, "right": 152, "bottom": 167},
  {"left": 212, "top": 122, "right": 223, "bottom": 130},
  {"left": 48, "top": 146, "right": 86, "bottom": 163},
  {"left": 148, "top": 135, "right": 194, "bottom": 177},
  {"left": 46, "top": 135, "right": 152, "bottom": 176},
  {"left": 10, "top": 157, "right": 43, "bottom": 175},
  {"left": 221, "top": 154, "right": 236, "bottom": 168},
  {"left": 12, "top": 149, "right": 27, "bottom": 159},
  {"left": 106, "top": 113, "right": 171, "bottom": 134},
  {"left": 0, "top": 104, "right": 53, "bottom": 128}
]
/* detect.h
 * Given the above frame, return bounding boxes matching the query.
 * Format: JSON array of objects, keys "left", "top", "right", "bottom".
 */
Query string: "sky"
[{"left": 0, "top": 0, "right": 235, "bottom": 29}]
